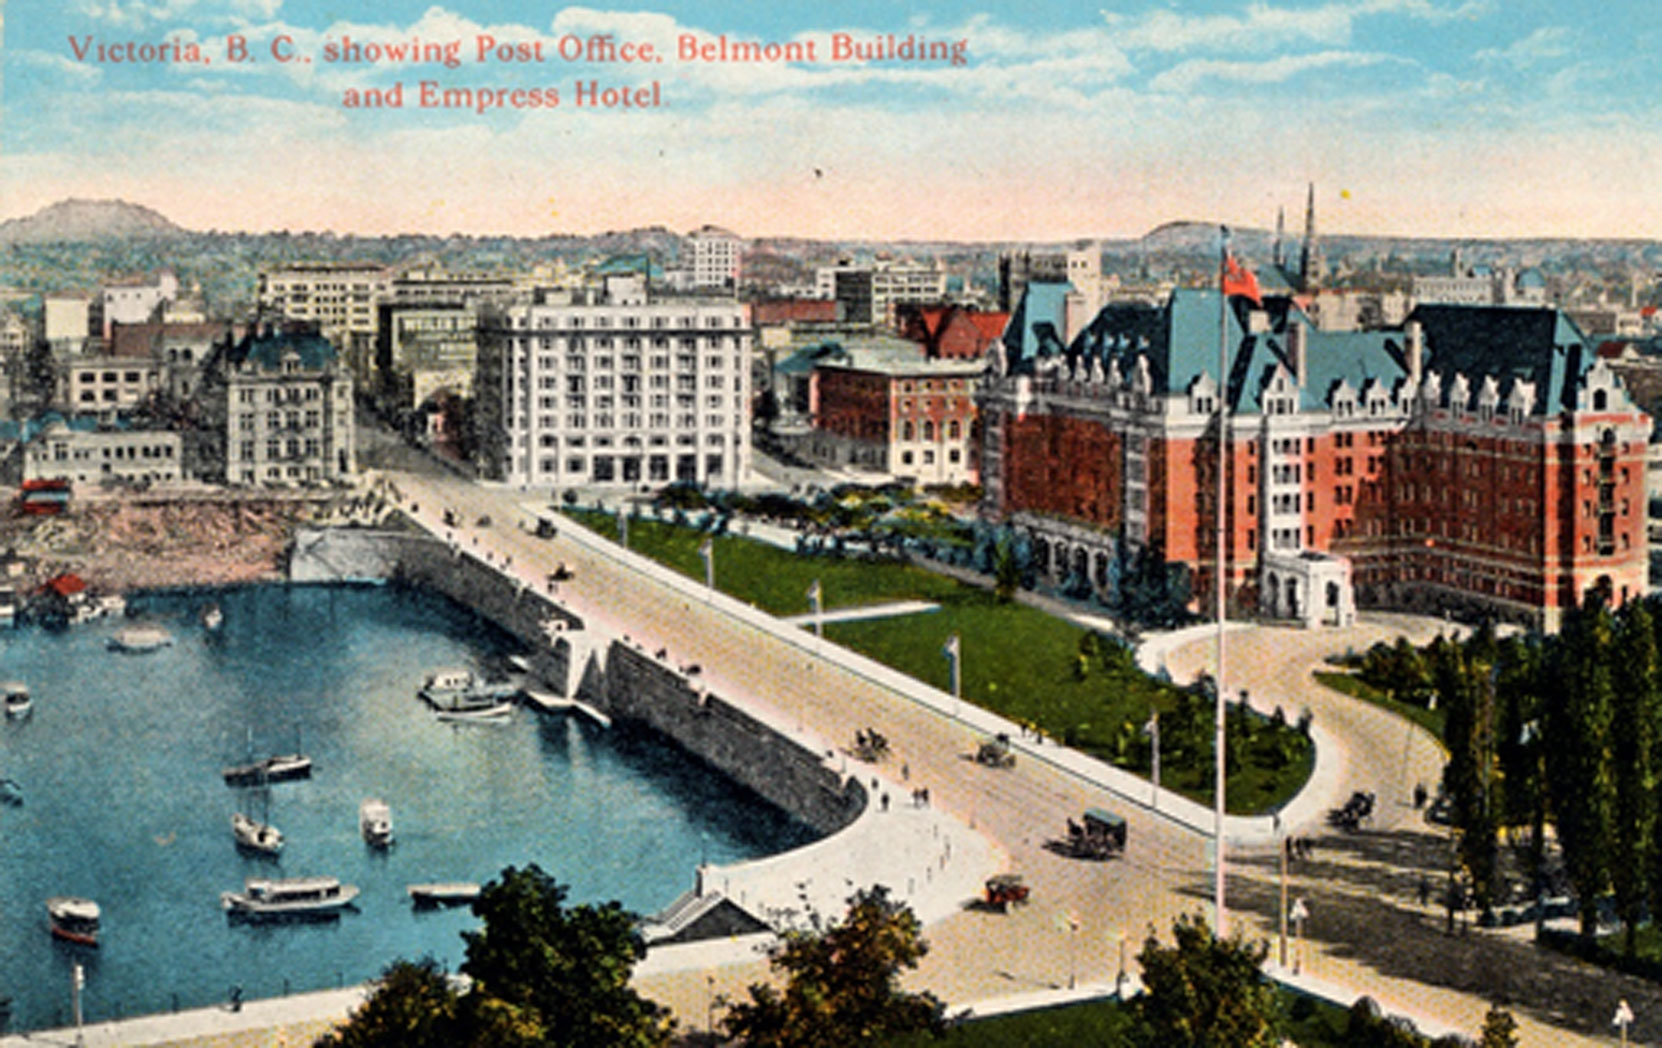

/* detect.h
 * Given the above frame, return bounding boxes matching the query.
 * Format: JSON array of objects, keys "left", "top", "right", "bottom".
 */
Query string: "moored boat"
[
  {"left": 434, "top": 700, "right": 514, "bottom": 723},
  {"left": 359, "top": 798, "right": 393, "bottom": 848},
  {"left": 221, "top": 876, "right": 359, "bottom": 918},
  {"left": 2, "top": 682, "right": 30, "bottom": 719},
  {"left": 108, "top": 624, "right": 174, "bottom": 652},
  {"left": 231, "top": 810, "right": 284, "bottom": 856},
  {"left": 46, "top": 896, "right": 100, "bottom": 946},
  {"left": 202, "top": 603, "right": 224, "bottom": 631},
  {"left": 222, "top": 753, "right": 313, "bottom": 786},
  {"left": 419, "top": 667, "right": 519, "bottom": 708},
  {"left": 407, "top": 882, "right": 481, "bottom": 907}
]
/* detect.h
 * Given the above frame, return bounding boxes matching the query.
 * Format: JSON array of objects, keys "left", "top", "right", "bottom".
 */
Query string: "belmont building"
[{"left": 979, "top": 284, "right": 1650, "bottom": 630}]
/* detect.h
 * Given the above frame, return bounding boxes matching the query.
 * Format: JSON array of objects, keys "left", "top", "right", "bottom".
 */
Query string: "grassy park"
[{"left": 567, "top": 509, "right": 1312, "bottom": 815}]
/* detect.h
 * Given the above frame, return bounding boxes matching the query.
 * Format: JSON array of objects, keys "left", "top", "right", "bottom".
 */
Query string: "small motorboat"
[
  {"left": 202, "top": 603, "right": 224, "bottom": 631},
  {"left": 46, "top": 896, "right": 100, "bottom": 946},
  {"left": 232, "top": 811, "right": 284, "bottom": 856},
  {"left": 221, "top": 876, "right": 359, "bottom": 919},
  {"left": 360, "top": 798, "right": 393, "bottom": 848},
  {"left": 108, "top": 625, "right": 174, "bottom": 653},
  {"left": 2, "top": 682, "right": 30, "bottom": 719},
  {"left": 407, "top": 882, "right": 481, "bottom": 907}
]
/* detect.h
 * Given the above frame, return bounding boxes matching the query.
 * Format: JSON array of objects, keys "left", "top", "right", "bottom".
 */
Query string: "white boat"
[
  {"left": 435, "top": 701, "right": 514, "bottom": 723},
  {"left": 108, "top": 624, "right": 174, "bottom": 652},
  {"left": 221, "top": 876, "right": 359, "bottom": 918},
  {"left": 223, "top": 752, "right": 312, "bottom": 786},
  {"left": 2, "top": 682, "right": 30, "bottom": 719},
  {"left": 407, "top": 882, "right": 480, "bottom": 907},
  {"left": 46, "top": 896, "right": 100, "bottom": 946},
  {"left": 418, "top": 667, "right": 519, "bottom": 709},
  {"left": 360, "top": 798, "right": 393, "bottom": 848},
  {"left": 202, "top": 603, "right": 224, "bottom": 631},
  {"left": 231, "top": 811, "right": 284, "bottom": 856},
  {"left": 71, "top": 594, "right": 126, "bottom": 625}
]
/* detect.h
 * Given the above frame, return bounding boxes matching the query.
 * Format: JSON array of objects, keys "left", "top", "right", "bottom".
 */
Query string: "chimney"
[
  {"left": 1288, "top": 321, "right": 1307, "bottom": 387},
  {"left": 1405, "top": 320, "right": 1423, "bottom": 385}
]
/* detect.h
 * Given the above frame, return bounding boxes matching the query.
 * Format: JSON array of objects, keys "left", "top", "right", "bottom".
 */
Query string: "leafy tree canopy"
[
  {"left": 1135, "top": 912, "right": 1282, "bottom": 1048},
  {"left": 722, "top": 885, "right": 944, "bottom": 1048}
]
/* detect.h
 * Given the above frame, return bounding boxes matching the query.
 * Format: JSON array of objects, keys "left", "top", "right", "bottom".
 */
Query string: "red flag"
[{"left": 1222, "top": 252, "right": 1262, "bottom": 305}]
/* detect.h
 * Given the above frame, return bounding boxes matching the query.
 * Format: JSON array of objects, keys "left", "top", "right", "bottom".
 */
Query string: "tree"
[
  {"left": 721, "top": 886, "right": 943, "bottom": 1048},
  {"left": 1610, "top": 600, "right": 1658, "bottom": 955},
  {"left": 1478, "top": 1005, "right": 1521, "bottom": 1048},
  {"left": 1135, "top": 913, "right": 1282, "bottom": 1048},
  {"left": 1435, "top": 637, "right": 1498, "bottom": 912},
  {"left": 460, "top": 864, "right": 672, "bottom": 1048},
  {"left": 993, "top": 538, "right": 1021, "bottom": 603},
  {"left": 313, "top": 957, "right": 460, "bottom": 1048},
  {"left": 1545, "top": 600, "right": 1618, "bottom": 941}
]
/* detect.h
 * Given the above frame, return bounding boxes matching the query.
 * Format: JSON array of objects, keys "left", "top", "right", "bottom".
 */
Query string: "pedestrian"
[
  {"left": 881, "top": 793, "right": 889, "bottom": 812},
  {"left": 1418, "top": 874, "right": 1430, "bottom": 907},
  {"left": 229, "top": 984, "right": 243, "bottom": 1013},
  {"left": 1413, "top": 782, "right": 1428, "bottom": 809},
  {"left": 902, "top": 761, "right": 910, "bottom": 781}
]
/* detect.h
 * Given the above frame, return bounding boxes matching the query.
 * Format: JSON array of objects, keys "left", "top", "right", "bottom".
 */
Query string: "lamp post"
[
  {"left": 1279, "top": 828, "right": 1290, "bottom": 969},
  {"left": 807, "top": 578, "right": 823, "bottom": 639},
  {"left": 72, "top": 962, "right": 85, "bottom": 1047},
  {"left": 698, "top": 537, "right": 714, "bottom": 593},
  {"left": 943, "top": 634, "right": 961, "bottom": 722},
  {"left": 1290, "top": 897, "right": 1309, "bottom": 975},
  {"left": 1066, "top": 912, "right": 1080, "bottom": 990}
]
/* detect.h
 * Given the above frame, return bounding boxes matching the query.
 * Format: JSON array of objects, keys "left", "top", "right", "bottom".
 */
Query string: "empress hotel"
[{"left": 979, "top": 269, "right": 1650, "bottom": 632}]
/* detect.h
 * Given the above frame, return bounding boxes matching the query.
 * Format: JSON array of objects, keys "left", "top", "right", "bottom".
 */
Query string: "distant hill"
[{"left": 0, "top": 198, "right": 185, "bottom": 244}]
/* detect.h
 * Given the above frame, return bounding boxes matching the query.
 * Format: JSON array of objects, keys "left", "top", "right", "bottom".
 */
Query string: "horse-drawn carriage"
[
  {"left": 1065, "top": 807, "right": 1128, "bottom": 860},
  {"left": 974, "top": 733, "right": 1016, "bottom": 769},
  {"left": 1328, "top": 790, "right": 1376, "bottom": 832}
]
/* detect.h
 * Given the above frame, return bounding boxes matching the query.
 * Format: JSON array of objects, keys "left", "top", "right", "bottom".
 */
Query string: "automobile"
[{"left": 984, "top": 873, "right": 1030, "bottom": 911}]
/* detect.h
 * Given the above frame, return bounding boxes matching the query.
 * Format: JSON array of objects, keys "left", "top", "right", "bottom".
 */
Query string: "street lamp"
[
  {"left": 807, "top": 578, "right": 823, "bottom": 639},
  {"left": 1290, "top": 897, "right": 1309, "bottom": 975},
  {"left": 72, "top": 962, "right": 85, "bottom": 1047},
  {"left": 698, "top": 537, "right": 714, "bottom": 593},
  {"left": 943, "top": 634, "right": 961, "bottom": 721},
  {"left": 1614, "top": 999, "right": 1635, "bottom": 1046}
]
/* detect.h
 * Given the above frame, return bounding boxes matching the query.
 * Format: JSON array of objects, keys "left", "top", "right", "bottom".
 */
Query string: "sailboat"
[{"left": 231, "top": 752, "right": 284, "bottom": 857}]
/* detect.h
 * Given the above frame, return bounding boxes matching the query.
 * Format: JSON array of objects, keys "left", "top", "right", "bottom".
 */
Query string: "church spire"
[
  {"left": 1299, "top": 182, "right": 1324, "bottom": 293},
  {"left": 1273, "top": 206, "right": 1286, "bottom": 269}
]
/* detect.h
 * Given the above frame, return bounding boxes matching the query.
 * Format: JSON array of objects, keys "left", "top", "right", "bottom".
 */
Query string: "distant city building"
[
  {"left": 997, "top": 245, "right": 1108, "bottom": 341},
  {"left": 679, "top": 226, "right": 742, "bottom": 292},
  {"left": 100, "top": 270, "right": 178, "bottom": 338},
  {"left": 823, "top": 258, "right": 947, "bottom": 327},
  {"left": 474, "top": 274, "right": 752, "bottom": 489},
  {"left": 257, "top": 262, "right": 392, "bottom": 381},
  {"left": 1414, "top": 247, "right": 1550, "bottom": 307},
  {"left": 106, "top": 320, "right": 226, "bottom": 402},
  {"left": 981, "top": 285, "right": 1648, "bottom": 630},
  {"left": 43, "top": 293, "right": 94, "bottom": 351},
  {"left": 795, "top": 335, "right": 982, "bottom": 486},
  {"left": 56, "top": 354, "right": 161, "bottom": 421},
  {"left": 898, "top": 304, "right": 1010, "bottom": 360},
  {"left": 374, "top": 302, "right": 480, "bottom": 414},
  {"left": 24, "top": 419, "right": 182, "bottom": 487},
  {"left": 200, "top": 323, "right": 355, "bottom": 487}
]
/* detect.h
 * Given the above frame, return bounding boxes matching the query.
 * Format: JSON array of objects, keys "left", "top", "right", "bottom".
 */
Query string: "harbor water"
[{"left": 0, "top": 583, "right": 814, "bottom": 1032}]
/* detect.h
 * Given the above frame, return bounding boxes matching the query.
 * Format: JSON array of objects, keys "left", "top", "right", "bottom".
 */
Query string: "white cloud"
[
  {"left": 1475, "top": 26, "right": 1572, "bottom": 67},
  {"left": 1104, "top": 0, "right": 1494, "bottom": 54},
  {"left": 76, "top": 0, "right": 282, "bottom": 29},
  {"left": 1149, "top": 49, "right": 1405, "bottom": 93},
  {"left": 11, "top": 49, "right": 103, "bottom": 84}
]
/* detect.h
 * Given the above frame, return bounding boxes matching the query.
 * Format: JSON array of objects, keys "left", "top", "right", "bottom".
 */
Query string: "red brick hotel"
[{"left": 979, "top": 283, "right": 1650, "bottom": 630}]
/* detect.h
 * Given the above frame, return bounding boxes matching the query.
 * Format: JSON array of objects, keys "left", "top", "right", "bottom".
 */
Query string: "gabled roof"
[
  {"left": 1002, "top": 282, "right": 1072, "bottom": 367},
  {"left": 1407, "top": 304, "right": 1589, "bottom": 413},
  {"left": 229, "top": 327, "right": 339, "bottom": 373}
]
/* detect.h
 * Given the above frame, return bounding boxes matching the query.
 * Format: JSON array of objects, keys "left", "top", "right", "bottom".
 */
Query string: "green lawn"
[
  {"left": 566, "top": 509, "right": 1312, "bottom": 815},
  {"left": 1312, "top": 670, "right": 1447, "bottom": 743}
]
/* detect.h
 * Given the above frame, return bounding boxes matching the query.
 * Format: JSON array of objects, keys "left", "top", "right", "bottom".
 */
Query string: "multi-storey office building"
[
  {"left": 475, "top": 275, "right": 751, "bottom": 489},
  {"left": 201, "top": 324, "right": 355, "bottom": 487},
  {"left": 256, "top": 262, "right": 391, "bottom": 381},
  {"left": 980, "top": 285, "right": 1649, "bottom": 630}
]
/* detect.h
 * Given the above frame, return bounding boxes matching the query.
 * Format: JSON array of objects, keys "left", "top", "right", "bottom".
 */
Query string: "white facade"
[
  {"left": 257, "top": 262, "right": 392, "bottom": 380},
  {"left": 44, "top": 294, "right": 92, "bottom": 348},
  {"left": 101, "top": 271, "right": 177, "bottom": 337},
  {"left": 476, "top": 275, "right": 752, "bottom": 490},
  {"left": 687, "top": 227, "right": 742, "bottom": 291},
  {"left": 25, "top": 421, "right": 182, "bottom": 487}
]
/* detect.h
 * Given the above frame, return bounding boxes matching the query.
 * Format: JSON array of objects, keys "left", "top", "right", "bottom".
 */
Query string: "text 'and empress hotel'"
[{"left": 979, "top": 251, "right": 1650, "bottom": 632}]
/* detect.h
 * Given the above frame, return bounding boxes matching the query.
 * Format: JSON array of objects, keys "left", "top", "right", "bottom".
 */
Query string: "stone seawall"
[
  {"left": 288, "top": 525, "right": 859, "bottom": 838},
  {"left": 601, "top": 642, "right": 864, "bottom": 837}
]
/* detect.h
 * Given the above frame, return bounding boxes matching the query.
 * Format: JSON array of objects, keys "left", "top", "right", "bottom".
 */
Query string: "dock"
[{"left": 521, "top": 689, "right": 613, "bottom": 728}]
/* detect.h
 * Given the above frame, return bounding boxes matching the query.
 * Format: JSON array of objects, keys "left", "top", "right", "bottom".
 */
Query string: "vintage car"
[{"left": 1066, "top": 807, "right": 1128, "bottom": 860}]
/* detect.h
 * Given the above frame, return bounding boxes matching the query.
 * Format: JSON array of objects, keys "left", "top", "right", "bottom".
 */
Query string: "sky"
[{"left": 1, "top": 0, "right": 1658, "bottom": 241}]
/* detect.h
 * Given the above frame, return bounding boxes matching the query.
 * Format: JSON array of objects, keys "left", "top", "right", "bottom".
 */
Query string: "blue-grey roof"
[
  {"left": 1407, "top": 304, "right": 1590, "bottom": 413},
  {"left": 1003, "top": 281, "right": 1071, "bottom": 365},
  {"left": 231, "top": 328, "right": 339, "bottom": 372}
]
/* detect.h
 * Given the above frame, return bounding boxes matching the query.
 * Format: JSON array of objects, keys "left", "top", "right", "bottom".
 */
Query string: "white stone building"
[{"left": 475, "top": 274, "right": 751, "bottom": 490}]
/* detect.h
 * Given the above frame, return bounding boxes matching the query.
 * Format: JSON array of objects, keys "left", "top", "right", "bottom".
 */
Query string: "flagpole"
[{"left": 1214, "top": 225, "right": 1231, "bottom": 938}]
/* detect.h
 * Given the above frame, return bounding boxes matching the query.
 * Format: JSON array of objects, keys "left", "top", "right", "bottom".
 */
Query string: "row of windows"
[
  {"left": 899, "top": 420, "right": 965, "bottom": 441},
  {"left": 898, "top": 448, "right": 964, "bottom": 467}
]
